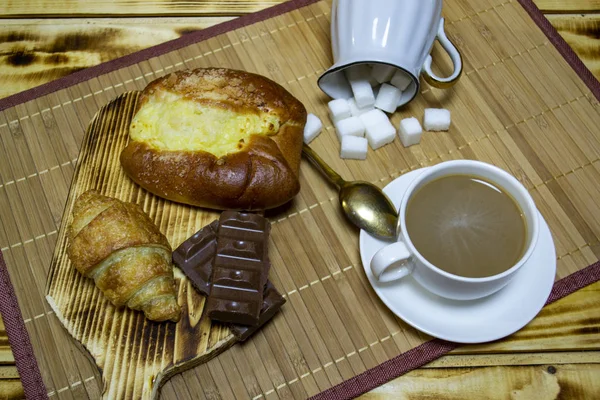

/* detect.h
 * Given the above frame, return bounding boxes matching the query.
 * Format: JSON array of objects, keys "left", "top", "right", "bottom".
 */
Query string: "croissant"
[{"left": 67, "top": 190, "right": 181, "bottom": 322}]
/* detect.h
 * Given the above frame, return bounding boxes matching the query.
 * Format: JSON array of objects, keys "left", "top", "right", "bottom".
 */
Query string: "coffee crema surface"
[{"left": 405, "top": 174, "right": 527, "bottom": 278}]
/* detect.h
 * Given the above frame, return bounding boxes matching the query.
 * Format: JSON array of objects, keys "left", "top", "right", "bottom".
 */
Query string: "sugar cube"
[
  {"left": 335, "top": 116, "right": 365, "bottom": 140},
  {"left": 351, "top": 80, "right": 375, "bottom": 108},
  {"left": 303, "top": 113, "right": 322, "bottom": 144},
  {"left": 359, "top": 109, "right": 396, "bottom": 150},
  {"left": 371, "top": 64, "right": 396, "bottom": 84},
  {"left": 340, "top": 136, "right": 368, "bottom": 160},
  {"left": 359, "top": 109, "right": 389, "bottom": 128},
  {"left": 398, "top": 117, "right": 423, "bottom": 147},
  {"left": 365, "top": 121, "right": 396, "bottom": 150},
  {"left": 328, "top": 99, "right": 352, "bottom": 123},
  {"left": 348, "top": 97, "right": 374, "bottom": 117},
  {"left": 345, "top": 66, "right": 376, "bottom": 108},
  {"left": 374, "top": 83, "right": 402, "bottom": 113},
  {"left": 390, "top": 70, "right": 412, "bottom": 91},
  {"left": 424, "top": 108, "right": 451, "bottom": 131}
]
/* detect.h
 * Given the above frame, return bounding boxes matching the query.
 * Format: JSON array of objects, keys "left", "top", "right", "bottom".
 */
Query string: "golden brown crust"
[
  {"left": 94, "top": 248, "right": 171, "bottom": 307},
  {"left": 120, "top": 134, "right": 301, "bottom": 210},
  {"left": 120, "top": 68, "right": 306, "bottom": 210},
  {"left": 68, "top": 199, "right": 171, "bottom": 276},
  {"left": 68, "top": 190, "right": 118, "bottom": 241},
  {"left": 67, "top": 191, "right": 181, "bottom": 322}
]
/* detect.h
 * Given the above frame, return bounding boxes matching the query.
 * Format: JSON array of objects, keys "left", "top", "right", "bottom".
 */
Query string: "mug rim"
[
  {"left": 317, "top": 60, "right": 419, "bottom": 106},
  {"left": 397, "top": 160, "right": 540, "bottom": 283}
]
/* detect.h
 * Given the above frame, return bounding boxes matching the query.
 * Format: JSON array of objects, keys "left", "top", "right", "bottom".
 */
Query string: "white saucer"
[{"left": 360, "top": 168, "right": 557, "bottom": 343}]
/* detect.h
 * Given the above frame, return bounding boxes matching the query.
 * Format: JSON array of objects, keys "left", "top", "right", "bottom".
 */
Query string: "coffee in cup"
[
  {"left": 406, "top": 174, "right": 527, "bottom": 279},
  {"left": 370, "top": 160, "right": 539, "bottom": 301}
]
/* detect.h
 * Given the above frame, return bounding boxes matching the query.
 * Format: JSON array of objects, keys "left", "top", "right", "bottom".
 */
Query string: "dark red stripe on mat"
[
  {"left": 310, "top": 261, "right": 600, "bottom": 400},
  {"left": 0, "top": 250, "right": 48, "bottom": 400},
  {"left": 311, "top": 339, "right": 459, "bottom": 400},
  {"left": 0, "top": 0, "right": 321, "bottom": 112},
  {"left": 546, "top": 260, "right": 600, "bottom": 305},
  {"left": 517, "top": 0, "right": 600, "bottom": 101}
]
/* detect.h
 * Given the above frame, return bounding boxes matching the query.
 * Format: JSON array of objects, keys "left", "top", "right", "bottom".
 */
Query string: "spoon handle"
[{"left": 302, "top": 144, "right": 345, "bottom": 188}]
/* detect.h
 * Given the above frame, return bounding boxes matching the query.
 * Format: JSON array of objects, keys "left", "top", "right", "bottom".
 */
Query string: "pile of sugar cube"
[{"left": 303, "top": 64, "right": 451, "bottom": 160}]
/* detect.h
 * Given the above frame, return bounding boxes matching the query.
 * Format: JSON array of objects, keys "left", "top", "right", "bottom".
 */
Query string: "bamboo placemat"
[{"left": 1, "top": 0, "right": 600, "bottom": 398}]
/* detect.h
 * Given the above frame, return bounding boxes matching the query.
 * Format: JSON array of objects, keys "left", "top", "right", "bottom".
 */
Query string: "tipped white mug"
[
  {"left": 370, "top": 161, "right": 540, "bottom": 301},
  {"left": 318, "top": 0, "right": 463, "bottom": 107}
]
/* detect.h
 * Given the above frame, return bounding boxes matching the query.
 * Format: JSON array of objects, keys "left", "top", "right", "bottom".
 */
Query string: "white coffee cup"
[
  {"left": 370, "top": 160, "right": 540, "bottom": 301},
  {"left": 318, "top": 0, "right": 462, "bottom": 107}
]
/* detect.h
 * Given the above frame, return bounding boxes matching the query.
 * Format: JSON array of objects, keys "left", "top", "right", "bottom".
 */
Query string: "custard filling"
[{"left": 129, "top": 91, "right": 280, "bottom": 157}]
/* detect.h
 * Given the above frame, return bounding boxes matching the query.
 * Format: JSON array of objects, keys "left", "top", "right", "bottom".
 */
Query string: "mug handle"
[
  {"left": 370, "top": 241, "right": 414, "bottom": 283},
  {"left": 422, "top": 18, "right": 463, "bottom": 89}
]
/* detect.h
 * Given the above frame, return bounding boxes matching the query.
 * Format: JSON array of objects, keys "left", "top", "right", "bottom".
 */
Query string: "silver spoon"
[{"left": 302, "top": 143, "right": 398, "bottom": 239}]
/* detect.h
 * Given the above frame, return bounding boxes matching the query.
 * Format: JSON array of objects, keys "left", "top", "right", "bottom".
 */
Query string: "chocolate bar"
[
  {"left": 229, "top": 281, "right": 285, "bottom": 341},
  {"left": 174, "top": 213, "right": 285, "bottom": 339},
  {"left": 205, "top": 211, "right": 271, "bottom": 326},
  {"left": 172, "top": 220, "right": 219, "bottom": 297}
]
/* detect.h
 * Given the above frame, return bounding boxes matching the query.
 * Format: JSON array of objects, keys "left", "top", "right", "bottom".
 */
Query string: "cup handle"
[
  {"left": 422, "top": 18, "right": 463, "bottom": 89},
  {"left": 370, "top": 241, "right": 414, "bottom": 283}
]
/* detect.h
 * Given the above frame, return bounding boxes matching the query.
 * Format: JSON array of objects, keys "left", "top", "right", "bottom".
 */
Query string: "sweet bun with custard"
[{"left": 120, "top": 67, "right": 307, "bottom": 210}]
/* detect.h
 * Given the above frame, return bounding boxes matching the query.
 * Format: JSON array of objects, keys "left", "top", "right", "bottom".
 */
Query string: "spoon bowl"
[
  {"left": 302, "top": 144, "right": 398, "bottom": 240},
  {"left": 339, "top": 181, "right": 398, "bottom": 239}
]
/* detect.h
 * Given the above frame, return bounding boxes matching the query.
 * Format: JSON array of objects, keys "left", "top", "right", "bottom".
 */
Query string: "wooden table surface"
[{"left": 1, "top": 1, "right": 600, "bottom": 399}]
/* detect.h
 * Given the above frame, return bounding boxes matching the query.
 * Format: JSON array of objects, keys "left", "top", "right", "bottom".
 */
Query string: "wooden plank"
[
  {"left": 44, "top": 92, "right": 235, "bottom": 400},
  {"left": 546, "top": 14, "right": 600, "bottom": 78},
  {"left": 428, "top": 351, "right": 600, "bottom": 368},
  {"left": 0, "top": 368, "right": 25, "bottom": 400},
  {"left": 0, "top": 317, "right": 22, "bottom": 400},
  {"left": 534, "top": 0, "right": 600, "bottom": 12},
  {"left": 361, "top": 364, "right": 600, "bottom": 399},
  {"left": 0, "top": 1, "right": 282, "bottom": 17},
  {"left": 0, "top": 316, "right": 15, "bottom": 364},
  {"left": 0, "top": 17, "right": 234, "bottom": 99}
]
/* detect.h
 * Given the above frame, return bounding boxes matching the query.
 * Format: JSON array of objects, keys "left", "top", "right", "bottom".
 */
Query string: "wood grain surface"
[
  {"left": 547, "top": 14, "right": 600, "bottom": 78},
  {"left": 0, "top": 318, "right": 24, "bottom": 400},
  {"left": 0, "top": 1, "right": 284, "bottom": 17},
  {"left": 536, "top": 0, "right": 600, "bottom": 12},
  {"left": 362, "top": 364, "right": 600, "bottom": 399},
  {"left": 45, "top": 91, "right": 236, "bottom": 400},
  {"left": 0, "top": 0, "right": 600, "bottom": 399},
  {"left": 0, "top": 18, "right": 234, "bottom": 99}
]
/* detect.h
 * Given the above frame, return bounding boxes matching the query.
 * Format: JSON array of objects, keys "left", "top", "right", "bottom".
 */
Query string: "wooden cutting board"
[{"left": 45, "top": 91, "right": 237, "bottom": 400}]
